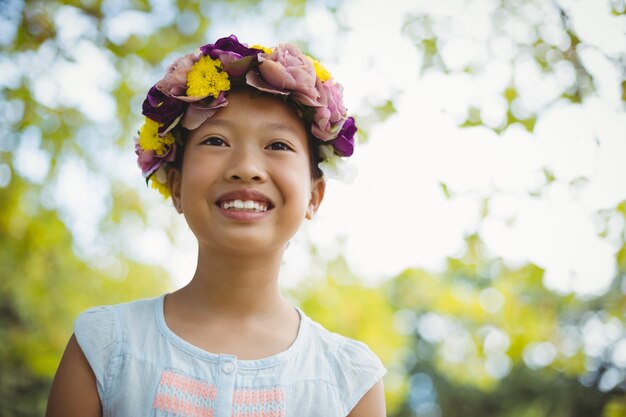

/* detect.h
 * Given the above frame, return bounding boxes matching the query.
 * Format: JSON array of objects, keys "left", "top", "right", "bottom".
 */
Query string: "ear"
[
  {"left": 167, "top": 167, "right": 183, "bottom": 213},
  {"left": 305, "top": 178, "right": 326, "bottom": 220}
]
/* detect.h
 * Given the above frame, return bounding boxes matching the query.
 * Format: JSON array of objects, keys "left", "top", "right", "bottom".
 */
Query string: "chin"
[{"left": 204, "top": 235, "right": 289, "bottom": 255}]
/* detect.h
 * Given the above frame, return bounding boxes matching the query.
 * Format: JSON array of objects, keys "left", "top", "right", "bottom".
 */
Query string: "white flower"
[{"left": 317, "top": 144, "right": 357, "bottom": 183}]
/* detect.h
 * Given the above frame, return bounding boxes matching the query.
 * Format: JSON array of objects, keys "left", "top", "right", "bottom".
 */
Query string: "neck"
[{"left": 176, "top": 243, "right": 289, "bottom": 318}]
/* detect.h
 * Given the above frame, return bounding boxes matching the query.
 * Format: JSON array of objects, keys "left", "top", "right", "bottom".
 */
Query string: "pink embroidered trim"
[
  {"left": 232, "top": 387, "right": 286, "bottom": 417},
  {"left": 153, "top": 370, "right": 286, "bottom": 417},
  {"left": 154, "top": 394, "right": 215, "bottom": 417},
  {"left": 159, "top": 370, "right": 218, "bottom": 400},
  {"left": 153, "top": 370, "right": 217, "bottom": 417}
]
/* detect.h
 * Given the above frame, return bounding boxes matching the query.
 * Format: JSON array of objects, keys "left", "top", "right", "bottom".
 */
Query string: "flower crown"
[{"left": 135, "top": 35, "right": 357, "bottom": 198}]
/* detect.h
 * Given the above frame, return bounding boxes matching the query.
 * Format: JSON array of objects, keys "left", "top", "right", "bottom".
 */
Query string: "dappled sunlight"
[{"left": 2, "top": 0, "right": 626, "bottom": 415}]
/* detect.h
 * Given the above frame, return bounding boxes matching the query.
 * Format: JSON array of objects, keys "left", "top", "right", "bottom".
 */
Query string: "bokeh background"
[{"left": 1, "top": 0, "right": 626, "bottom": 415}]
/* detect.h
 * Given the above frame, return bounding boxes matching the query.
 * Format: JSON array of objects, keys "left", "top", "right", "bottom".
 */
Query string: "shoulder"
[
  {"left": 299, "top": 311, "right": 387, "bottom": 415},
  {"left": 73, "top": 296, "right": 162, "bottom": 398},
  {"left": 300, "top": 312, "right": 385, "bottom": 370},
  {"left": 75, "top": 296, "right": 160, "bottom": 335}
]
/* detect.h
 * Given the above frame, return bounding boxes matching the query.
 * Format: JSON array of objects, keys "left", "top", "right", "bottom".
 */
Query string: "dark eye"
[
  {"left": 203, "top": 136, "right": 228, "bottom": 147},
  {"left": 267, "top": 141, "right": 292, "bottom": 151}
]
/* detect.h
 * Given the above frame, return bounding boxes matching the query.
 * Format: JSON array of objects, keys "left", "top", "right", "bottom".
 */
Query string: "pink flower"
[
  {"left": 246, "top": 44, "right": 320, "bottom": 107},
  {"left": 135, "top": 141, "right": 176, "bottom": 177},
  {"left": 156, "top": 52, "right": 200, "bottom": 97},
  {"left": 311, "top": 79, "right": 346, "bottom": 141},
  {"left": 181, "top": 92, "right": 228, "bottom": 130}
]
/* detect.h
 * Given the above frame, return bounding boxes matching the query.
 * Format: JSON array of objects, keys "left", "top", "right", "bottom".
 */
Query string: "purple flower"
[
  {"left": 142, "top": 86, "right": 186, "bottom": 134},
  {"left": 200, "top": 34, "right": 262, "bottom": 59},
  {"left": 200, "top": 35, "right": 263, "bottom": 77},
  {"left": 331, "top": 116, "right": 356, "bottom": 157},
  {"left": 246, "top": 44, "right": 320, "bottom": 107},
  {"left": 156, "top": 52, "right": 200, "bottom": 97},
  {"left": 135, "top": 141, "right": 177, "bottom": 177},
  {"left": 311, "top": 79, "right": 346, "bottom": 141}
]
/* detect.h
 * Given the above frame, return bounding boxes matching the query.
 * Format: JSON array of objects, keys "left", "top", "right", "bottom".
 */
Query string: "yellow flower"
[
  {"left": 186, "top": 56, "right": 230, "bottom": 98},
  {"left": 251, "top": 44, "right": 273, "bottom": 54},
  {"left": 307, "top": 56, "right": 331, "bottom": 82},
  {"left": 138, "top": 118, "right": 175, "bottom": 156},
  {"left": 150, "top": 175, "right": 171, "bottom": 198}
]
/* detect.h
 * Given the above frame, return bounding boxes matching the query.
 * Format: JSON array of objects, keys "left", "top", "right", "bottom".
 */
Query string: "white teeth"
[{"left": 221, "top": 199, "right": 268, "bottom": 212}]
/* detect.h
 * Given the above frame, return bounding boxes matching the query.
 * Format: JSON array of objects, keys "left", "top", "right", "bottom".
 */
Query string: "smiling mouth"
[{"left": 219, "top": 199, "right": 270, "bottom": 212}]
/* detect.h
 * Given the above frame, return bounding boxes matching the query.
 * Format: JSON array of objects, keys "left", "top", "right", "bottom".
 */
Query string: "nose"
[{"left": 224, "top": 147, "right": 267, "bottom": 183}]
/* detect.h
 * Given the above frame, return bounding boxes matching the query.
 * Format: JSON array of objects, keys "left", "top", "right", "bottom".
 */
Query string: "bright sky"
[
  {"left": 9, "top": 0, "right": 626, "bottom": 297},
  {"left": 289, "top": 0, "right": 626, "bottom": 296}
]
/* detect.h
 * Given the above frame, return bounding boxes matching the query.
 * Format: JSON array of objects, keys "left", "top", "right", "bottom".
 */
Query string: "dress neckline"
[{"left": 155, "top": 293, "right": 306, "bottom": 369}]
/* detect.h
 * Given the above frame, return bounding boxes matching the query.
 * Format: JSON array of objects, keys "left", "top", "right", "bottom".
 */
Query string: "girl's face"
[{"left": 168, "top": 89, "right": 325, "bottom": 255}]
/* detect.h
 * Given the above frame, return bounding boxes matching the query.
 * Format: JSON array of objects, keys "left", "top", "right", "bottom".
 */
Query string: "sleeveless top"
[{"left": 74, "top": 295, "right": 386, "bottom": 417}]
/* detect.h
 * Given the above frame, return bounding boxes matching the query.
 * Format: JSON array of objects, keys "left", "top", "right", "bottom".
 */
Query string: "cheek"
[
  {"left": 179, "top": 161, "right": 218, "bottom": 202},
  {"left": 287, "top": 175, "right": 314, "bottom": 213}
]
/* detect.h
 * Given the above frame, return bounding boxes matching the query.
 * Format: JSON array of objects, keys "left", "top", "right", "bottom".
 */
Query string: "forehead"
[{"left": 192, "top": 89, "right": 308, "bottom": 138}]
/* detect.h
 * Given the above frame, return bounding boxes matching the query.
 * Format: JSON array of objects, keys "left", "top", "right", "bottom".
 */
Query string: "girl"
[{"left": 46, "top": 35, "right": 386, "bottom": 417}]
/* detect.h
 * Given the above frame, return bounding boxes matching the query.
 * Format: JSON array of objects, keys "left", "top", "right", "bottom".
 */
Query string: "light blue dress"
[{"left": 74, "top": 295, "right": 386, "bottom": 417}]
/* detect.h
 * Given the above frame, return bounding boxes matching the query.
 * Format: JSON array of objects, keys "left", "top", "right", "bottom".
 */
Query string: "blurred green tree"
[
  {"left": 379, "top": 0, "right": 625, "bottom": 415},
  {"left": 2, "top": 0, "right": 625, "bottom": 416},
  {"left": 382, "top": 234, "right": 625, "bottom": 417}
]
